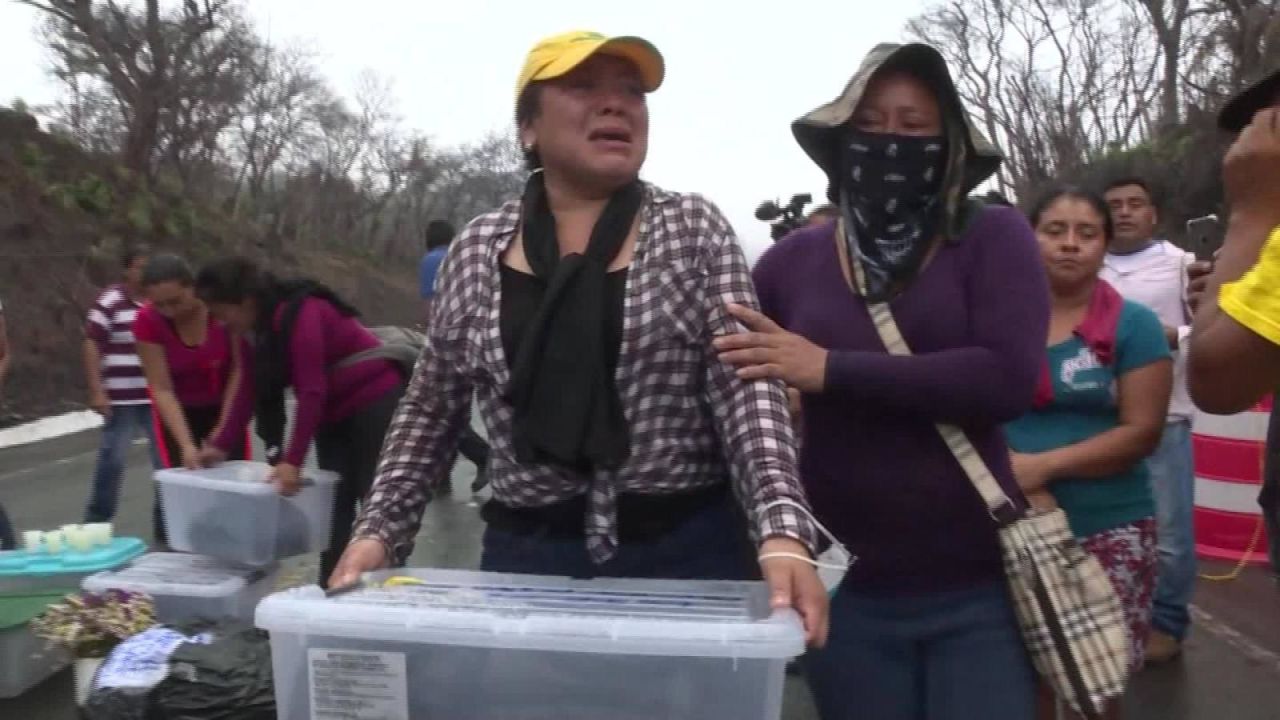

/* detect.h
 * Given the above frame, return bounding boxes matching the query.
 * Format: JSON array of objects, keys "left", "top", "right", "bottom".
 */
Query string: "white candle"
[
  {"left": 85, "top": 523, "right": 113, "bottom": 546},
  {"left": 44, "top": 530, "right": 65, "bottom": 553},
  {"left": 22, "top": 531, "right": 43, "bottom": 552},
  {"left": 61, "top": 524, "right": 81, "bottom": 537},
  {"left": 67, "top": 528, "right": 93, "bottom": 552}
]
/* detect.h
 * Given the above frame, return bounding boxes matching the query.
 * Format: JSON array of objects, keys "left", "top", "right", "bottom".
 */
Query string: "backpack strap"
[{"left": 333, "top": 326, "right": 425, "bottom": 374}]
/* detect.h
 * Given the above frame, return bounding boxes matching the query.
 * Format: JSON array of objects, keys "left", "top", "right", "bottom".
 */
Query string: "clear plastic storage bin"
[
  {"left": 0, "top": 537, "right": 147, "bottom": 595},
  {"left": 155, "top": 461, "right": 337, "bottom": 566},
  {"left": 0, "top": 594, "right": 69, "bottom": 698},
  {"left": 255, "top": 569, "right": 805, "bottom": 720},
  {"left": 82, "top": 552, "right": 279, "bottom": 624}
]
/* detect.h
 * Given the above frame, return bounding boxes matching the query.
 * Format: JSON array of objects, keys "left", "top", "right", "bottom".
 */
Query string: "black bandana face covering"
[{"left": 838, "top": 130, "right": 947, "bottom": 301}]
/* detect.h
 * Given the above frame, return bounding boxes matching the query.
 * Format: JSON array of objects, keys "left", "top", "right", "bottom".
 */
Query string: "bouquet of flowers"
[{"left": 29, "top": 589, "right": 156, "bottom": 658}]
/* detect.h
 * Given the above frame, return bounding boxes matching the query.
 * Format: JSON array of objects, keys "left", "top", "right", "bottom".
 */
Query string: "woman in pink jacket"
[{"left": 195, "top": 257, "right": 406, "bottom": 585}]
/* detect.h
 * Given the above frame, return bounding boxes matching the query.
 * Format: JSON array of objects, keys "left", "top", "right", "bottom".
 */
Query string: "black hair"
[
  {"left": 194, "top": 256, "right": 359, "bottom": 320},
  {"left": 194, "top": 256, "right": 263, "bottom": 306},
  {"left": 141, "top": 253, "right": 193, "bottom": 287},
  {"left": 425, "top": 220, "right": 455, "bottom": 251},
  {"left": 121, "top": 243, "right": 151, "bottom": 270},
  {"left": 1028, "top": 186, "right": 1115, "bottom": 242},
  {"left": 195, "top": 256, "right": 359, "bottom": 462},
  {"left": 515, "top": 84, "right": 544, "bottom": 171},
  {"left": 1103, "top": 176, "right": 1155, "bottom": 205}
]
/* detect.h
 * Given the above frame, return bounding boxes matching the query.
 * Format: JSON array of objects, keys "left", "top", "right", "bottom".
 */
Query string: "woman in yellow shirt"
[{"left": 1188, "top": 69, "right": 1280, "bottom": 414}]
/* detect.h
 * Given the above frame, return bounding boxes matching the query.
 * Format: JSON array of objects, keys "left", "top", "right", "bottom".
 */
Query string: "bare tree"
[
  {"left": 21, "top": 1, "right": 538, "bottom": 262},
  {"left": 420, "top": 133, "right": 525, "bottom": 229},
  {"left": 230, "top": 42, "right": 324, "bottom": 213},
  {"left": 20, "top": 0, "right": 233, "bottom": 179},
  {"left": 153, "top": 5, "right": 256, "bottom": 186},
  {"left": 1180, "top": 0, "right": 1280, "bottom": 105},
  {"left": 46, "top": 72, "right": 121, "bottom": 154},
  {"left": 908, "top": 0, "right": 1161, "bottom": 199}
]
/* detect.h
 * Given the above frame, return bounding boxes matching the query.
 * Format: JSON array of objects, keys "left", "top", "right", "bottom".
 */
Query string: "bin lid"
[
  {"left": 0, "top": 538, "right": 146, "bottom": 580},
  {"left": 83, "top": 553, "right": 273, "bottom": 598},
  {"left": 129, "top": 551, "right": 275, "bottom": 572},
  {"left": 255, "top": 569, "right": 804, "bottom": 660},
  {"left": 155, "top": 461, "right": 337, "bottom": 495}
]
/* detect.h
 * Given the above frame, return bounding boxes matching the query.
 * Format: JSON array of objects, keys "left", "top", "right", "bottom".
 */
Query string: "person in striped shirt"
[{"left": 83, "top": 244, "right": 163, "bottom": 539}]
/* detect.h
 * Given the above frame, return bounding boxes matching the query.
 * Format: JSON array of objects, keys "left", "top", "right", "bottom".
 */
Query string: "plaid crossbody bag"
[{"left": 835, "top": 219, "right": 1130, "bottom": 716}]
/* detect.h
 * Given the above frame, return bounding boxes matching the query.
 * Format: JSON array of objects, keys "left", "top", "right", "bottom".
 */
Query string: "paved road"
[{"left": 1, "top": 429, "right": 1279, "bottom": 718}]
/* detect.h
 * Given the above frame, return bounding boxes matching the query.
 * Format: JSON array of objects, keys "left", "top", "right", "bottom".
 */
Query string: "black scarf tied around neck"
[{"left": 506, "top": 173, "right": 642, "bottom": 473}]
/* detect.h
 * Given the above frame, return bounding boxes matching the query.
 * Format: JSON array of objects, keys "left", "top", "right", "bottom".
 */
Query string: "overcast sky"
[{"left": 0, "top": 0, "right": 928, "bottom": 264}]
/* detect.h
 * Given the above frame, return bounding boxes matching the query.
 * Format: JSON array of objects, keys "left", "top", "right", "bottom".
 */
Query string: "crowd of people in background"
[{"left": 0, "top": 25, "right": 1278, "bottom": 720}]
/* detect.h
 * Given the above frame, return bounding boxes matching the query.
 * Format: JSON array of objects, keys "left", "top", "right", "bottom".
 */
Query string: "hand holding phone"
[{"left": 1186, "top": 214, "right": 1223, "bottom": 262}]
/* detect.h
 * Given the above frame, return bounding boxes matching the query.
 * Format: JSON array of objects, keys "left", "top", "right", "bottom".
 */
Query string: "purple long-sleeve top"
[
  {"left": 753, "top": 206, "right": 1049, "bottom": 595},
  {"left": 212, "top": 298, "right": 401, "bottom": 467}
]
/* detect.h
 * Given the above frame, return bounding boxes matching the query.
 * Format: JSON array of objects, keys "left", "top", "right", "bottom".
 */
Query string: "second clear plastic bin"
[
  {"left": 256, "top": 568, "right": 805, "bottom": 720},
  {"left": 155, "top": 461, "right": 338, "bottom": 567},
  {"left": 0, "top": 593, "right": 70, "bottom": 698},
  {"left": 82, "top": 552, "right": 279, "bottom": 624}
]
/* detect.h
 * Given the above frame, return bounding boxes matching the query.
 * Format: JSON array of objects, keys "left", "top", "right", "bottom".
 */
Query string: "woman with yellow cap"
[{"left": 328, "top": 30, "right": 830, "bottom": 646}]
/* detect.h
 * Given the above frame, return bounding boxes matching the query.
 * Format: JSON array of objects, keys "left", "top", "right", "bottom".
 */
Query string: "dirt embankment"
[{"left": 0, "top": 109, "right": 419, "bottom": 425}]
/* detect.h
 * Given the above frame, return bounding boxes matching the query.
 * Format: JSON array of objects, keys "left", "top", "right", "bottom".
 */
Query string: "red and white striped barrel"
[{"left": 1192, "top": 395, "right": 1272, "bottom": 564}]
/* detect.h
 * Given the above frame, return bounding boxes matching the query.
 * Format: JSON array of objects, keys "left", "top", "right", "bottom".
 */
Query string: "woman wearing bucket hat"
[
  {"left": 1187, "top": 68, "right": 1280, "bottom": 414},
  {"left": 329, "top": 30, "right": 831, "bottom": 645},
  {"left": 716, "top": 43, "right": 1047, "bottom": 717}
]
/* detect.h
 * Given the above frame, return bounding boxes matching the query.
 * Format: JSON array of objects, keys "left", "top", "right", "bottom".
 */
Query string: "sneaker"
[{"left": 1145, "top": 629, "right": 1182, "bottom": 664}]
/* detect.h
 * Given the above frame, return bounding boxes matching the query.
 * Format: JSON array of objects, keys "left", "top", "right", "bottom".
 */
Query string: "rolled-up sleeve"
[
  {"left": 694, "top": 198, "right": 819, "bottom": 554},
  {"left": 351, "top": 240, "right": 477, "bottom": 564}
]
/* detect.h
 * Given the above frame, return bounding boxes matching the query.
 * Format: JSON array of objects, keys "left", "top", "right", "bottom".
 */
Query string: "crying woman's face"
[{"left": 849, "top": 71, "right": 943, "bottom": 138}]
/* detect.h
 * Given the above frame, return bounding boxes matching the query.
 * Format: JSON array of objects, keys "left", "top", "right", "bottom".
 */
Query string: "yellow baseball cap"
[{"left": 515, "top": 30, "right": 665, "bottom": 102}]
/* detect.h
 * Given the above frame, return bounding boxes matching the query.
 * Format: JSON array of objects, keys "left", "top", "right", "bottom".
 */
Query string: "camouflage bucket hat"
[{"left": 792, "top": 42, "right": 1002, "bottom": 200}]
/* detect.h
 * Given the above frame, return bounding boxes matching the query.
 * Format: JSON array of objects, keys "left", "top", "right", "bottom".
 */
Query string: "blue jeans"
[
  {"left": 805, "top": 581, "right": 1036, "bottom": 720},
  {"left": 84, "top": 404, "right": 160, "bottom": 533},
  {"left": 479, "top": 495, "right": 759, "bottom": 581},
  {"left": 1148, "top": 419, "right": 1196, "bottom": 639}
]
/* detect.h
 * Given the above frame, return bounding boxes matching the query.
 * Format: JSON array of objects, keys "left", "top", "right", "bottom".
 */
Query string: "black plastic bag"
[
  {"left": 85, "top": 624, "right": 214, "bottom": 720},
  {"left": 144, "top": 621, "right": 275, "bottom": 720}
]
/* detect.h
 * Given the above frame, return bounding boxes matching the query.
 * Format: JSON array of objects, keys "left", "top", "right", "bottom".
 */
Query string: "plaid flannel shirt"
[{"left": 352, "top": 183, "right": 819, "bottom": 564}]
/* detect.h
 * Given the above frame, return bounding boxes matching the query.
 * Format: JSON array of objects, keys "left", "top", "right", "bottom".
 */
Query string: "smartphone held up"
[{"left": 1186, "top": 214, "right": 1223, "bottom": 262}]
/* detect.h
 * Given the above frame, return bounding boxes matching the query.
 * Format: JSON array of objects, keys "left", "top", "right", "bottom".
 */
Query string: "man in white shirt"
[{"left": 1101, "top": 176, "right": 1196, "bottom": 662}]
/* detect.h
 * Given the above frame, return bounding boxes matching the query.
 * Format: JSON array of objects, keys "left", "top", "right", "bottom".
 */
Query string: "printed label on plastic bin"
[{"left": 308, "top": 649, "right": 408, "bottom": 720}]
